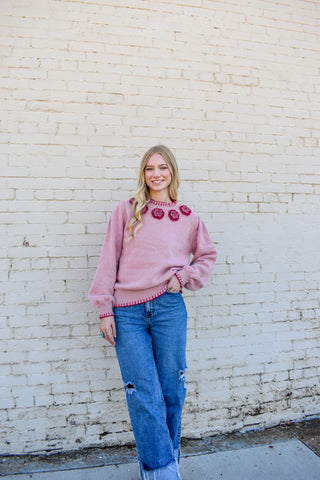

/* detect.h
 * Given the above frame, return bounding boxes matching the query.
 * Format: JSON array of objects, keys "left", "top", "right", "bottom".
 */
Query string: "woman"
[{"left": 88, "top": 145, "right": 217, "bottom": 479}]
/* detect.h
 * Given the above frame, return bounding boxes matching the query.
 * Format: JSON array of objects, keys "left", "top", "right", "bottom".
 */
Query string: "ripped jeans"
[{"left": 114, "top": 292, "right": 188, "bottom": 479}]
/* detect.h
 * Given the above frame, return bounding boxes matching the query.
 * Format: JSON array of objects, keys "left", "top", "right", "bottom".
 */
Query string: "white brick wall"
[{"left": 1, "top": 0, "right": 320, "bottom": 454}]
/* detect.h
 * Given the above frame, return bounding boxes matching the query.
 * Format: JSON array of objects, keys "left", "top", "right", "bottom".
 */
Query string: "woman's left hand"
[{"left": 167, "top": 274, "right": 181, "bottom": 293}]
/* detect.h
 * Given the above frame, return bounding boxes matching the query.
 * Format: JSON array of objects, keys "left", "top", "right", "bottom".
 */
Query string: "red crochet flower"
[
  {"left": 179, "top": 204, "right": 191, "bottom": 216},
  {"left": 168, "top": 209, "right": 180, "bottom": 221},
  {"left": 151, "top": 208, "right": 165, "bottom": 219},
  {"left": 129, "top": 197, "right": 134, "bottom": 204}
]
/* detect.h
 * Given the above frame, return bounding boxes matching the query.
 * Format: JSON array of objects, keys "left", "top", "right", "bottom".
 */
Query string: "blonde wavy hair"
[{"left": 127, "top": 145, "right": 180, "bottom": 239}]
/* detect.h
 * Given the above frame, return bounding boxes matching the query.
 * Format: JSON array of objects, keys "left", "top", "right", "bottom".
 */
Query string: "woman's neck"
[{"left": 149, "top": 191, "right": 172, "bottom": 203}]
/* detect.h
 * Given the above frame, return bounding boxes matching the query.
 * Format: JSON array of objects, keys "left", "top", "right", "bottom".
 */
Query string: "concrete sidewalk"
[
  {"left": 1, "top": 440, "right": 320, "bottom": 479},
  {"left": 1, "top": 420, "right": 320, "bottom": 479}
]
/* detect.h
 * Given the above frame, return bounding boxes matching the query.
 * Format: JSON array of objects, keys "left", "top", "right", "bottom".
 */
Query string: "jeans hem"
[
  {"left": 139, "top": 458, "right": 181, "bottom": 480},
  {"left": 173, "top": 447, "right": 180, "bottom": 463}
]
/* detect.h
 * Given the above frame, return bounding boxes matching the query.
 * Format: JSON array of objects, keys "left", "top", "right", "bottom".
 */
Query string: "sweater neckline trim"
[{"left": 148, "top": 199, "right": 177, "bottom": 207}]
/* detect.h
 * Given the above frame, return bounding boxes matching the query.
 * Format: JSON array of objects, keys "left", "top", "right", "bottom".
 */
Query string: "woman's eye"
[{"left": 145, "top": 165, "right": 167, "bottom": 171}]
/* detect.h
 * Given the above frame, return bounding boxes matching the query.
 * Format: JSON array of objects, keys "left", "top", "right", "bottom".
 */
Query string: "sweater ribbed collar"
[{"left": 148, "top": 199, "right": 178, "bottom": 208}]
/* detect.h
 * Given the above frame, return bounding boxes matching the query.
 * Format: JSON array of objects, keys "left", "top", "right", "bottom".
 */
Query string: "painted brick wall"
[{"left": 1, "top": 0, "right": 319, "bottom": 454}]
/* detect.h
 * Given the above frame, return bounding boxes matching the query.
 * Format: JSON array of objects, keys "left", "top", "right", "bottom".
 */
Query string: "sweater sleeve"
[
  {"left": 177, "top": 215, "right": 217, "bottom": 291},
  {"left": 88, "top": 201, "right": 127, "bottom": 317}
]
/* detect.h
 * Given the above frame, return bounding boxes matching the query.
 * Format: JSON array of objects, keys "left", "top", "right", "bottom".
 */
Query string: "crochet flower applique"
[
  {"left": 179, "top": 205, "right": 191, "bottom": 216},
  {"left": 168, "top": 209, "right": 180, "bottom": 221},
  {"left": 151, "top": 208, "right": 165, "bottom": 220}
]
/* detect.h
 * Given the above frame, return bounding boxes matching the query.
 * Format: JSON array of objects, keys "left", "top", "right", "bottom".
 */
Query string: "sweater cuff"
[
  {"left": 176, "top": 267, "right": 191, "bottom": 288},
  {"left": 99, "top": 312, "right": 114, "bottom": 320},
  {"left": 174, "top": 271, "right": 184, "bottom": 289}
]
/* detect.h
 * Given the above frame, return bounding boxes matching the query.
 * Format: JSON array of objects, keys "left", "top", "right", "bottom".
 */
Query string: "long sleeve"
[
  {"left": 88, "top": 201, "right": 127, "bottom": 317},
  {"left": 176, "top": 215, "right": 217, "bottom": 291}
]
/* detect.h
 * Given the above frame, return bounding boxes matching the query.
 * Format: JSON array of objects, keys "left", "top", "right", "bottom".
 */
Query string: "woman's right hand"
[{"left": 100, "top": 316, "right": 116, "bottom": 346}]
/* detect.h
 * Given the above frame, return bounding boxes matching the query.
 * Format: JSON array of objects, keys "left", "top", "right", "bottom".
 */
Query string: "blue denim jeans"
[{"left": 114, "top": 292, "right": 188, "bottom": 480}]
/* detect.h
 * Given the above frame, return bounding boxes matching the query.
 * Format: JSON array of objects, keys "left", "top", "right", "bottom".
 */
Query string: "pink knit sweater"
[{"left": 88, "top": 198, "right": 217, "bottom": 318}]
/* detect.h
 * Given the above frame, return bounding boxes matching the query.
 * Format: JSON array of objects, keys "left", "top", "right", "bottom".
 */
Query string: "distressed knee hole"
[
  {"left": 124, "top": 381, "right": 136, "bottom": 395},
  {"left": 179, "top": 370, "right": 186, "bottom": 382}
]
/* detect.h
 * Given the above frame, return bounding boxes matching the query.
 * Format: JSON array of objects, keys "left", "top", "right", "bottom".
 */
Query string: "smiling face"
[{"left": 144, "top": 153, "right": 172, "bottom": 200}]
